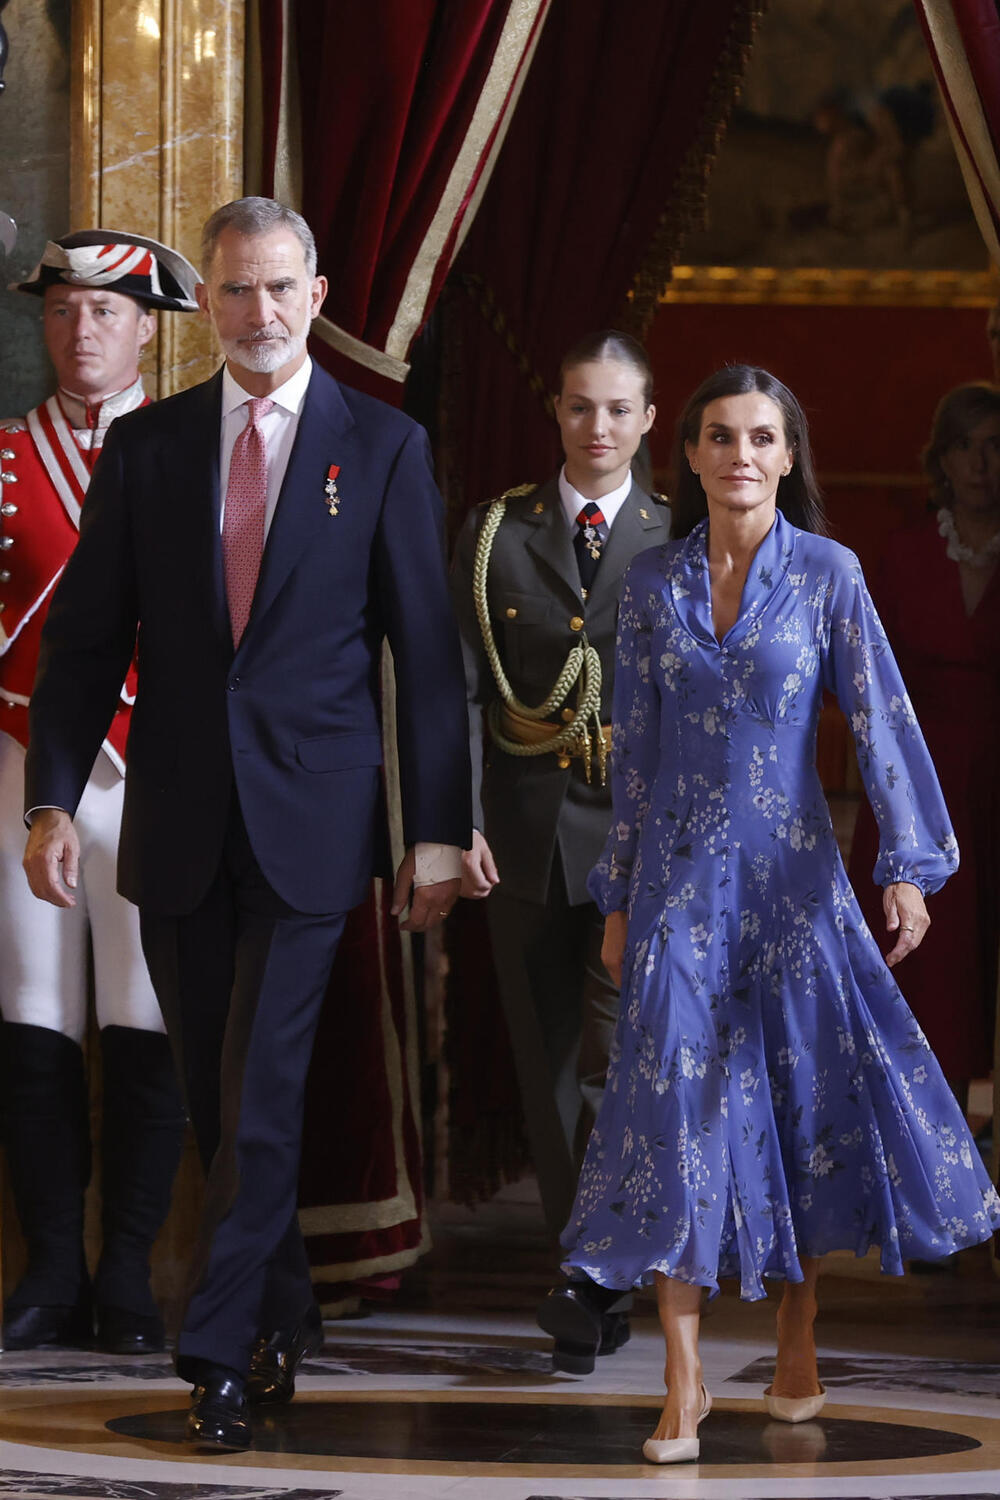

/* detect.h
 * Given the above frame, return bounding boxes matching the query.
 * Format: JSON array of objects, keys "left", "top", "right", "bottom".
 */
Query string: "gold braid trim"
[
  {"left": 458, "top": 273, "right": 555, "bottom": 419},
  {"left": 473, "top": 492, "right": 607, "bottom": 785},
  {"left": 623, "top": 0, "right": 769, "bottom": 337}
]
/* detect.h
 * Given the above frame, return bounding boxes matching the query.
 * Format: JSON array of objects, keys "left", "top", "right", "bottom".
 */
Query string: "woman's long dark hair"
[{"left": 669, "top": 365, "right": 829, "bottom": 539}]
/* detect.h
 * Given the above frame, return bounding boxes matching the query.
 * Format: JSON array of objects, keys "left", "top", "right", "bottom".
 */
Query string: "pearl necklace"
[{"left": 936, "top": 506, "right": 1000, "bottom": 568}]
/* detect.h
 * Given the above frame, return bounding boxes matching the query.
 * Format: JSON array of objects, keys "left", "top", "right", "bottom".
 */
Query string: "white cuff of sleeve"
[
  {"left": 24, "top": 805, "right": 64, "bottom": 827},
  {"left": 413, "top": 842, "right": 462, "bottom": 886}
]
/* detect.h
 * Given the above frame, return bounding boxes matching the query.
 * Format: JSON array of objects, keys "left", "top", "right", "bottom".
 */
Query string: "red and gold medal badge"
[{"left": 325, "top": 464, "right": 341, "bottom": 516}]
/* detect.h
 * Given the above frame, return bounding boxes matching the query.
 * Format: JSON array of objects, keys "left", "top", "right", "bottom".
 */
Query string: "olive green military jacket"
[{"left": 450, "top": 476, "right": 670, "bottom": 905}]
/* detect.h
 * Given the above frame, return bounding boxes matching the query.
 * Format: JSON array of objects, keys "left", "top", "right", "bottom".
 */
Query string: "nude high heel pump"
[
  {"left": 764, "top": 1384, "right": 826, "bottom": 1422},
  {"left": 642, "top": 1384, "right": 712, "bottom": 1464}
]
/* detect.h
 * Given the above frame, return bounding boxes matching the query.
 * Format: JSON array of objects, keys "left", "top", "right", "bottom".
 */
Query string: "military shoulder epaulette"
[
  {"left": 477, "top": 482, "right": 538, "bottom": 511},
  {"left": 0, "top": 420, "right": 26, "bottom": 434},
  {"left": 650, "top": 491, "right": 670, "bottom": 507}
]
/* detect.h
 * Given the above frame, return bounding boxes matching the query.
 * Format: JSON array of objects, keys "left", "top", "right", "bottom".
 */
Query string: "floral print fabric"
[{"left": 563, "top": 512, "right": 1000, "bottom": 1300}]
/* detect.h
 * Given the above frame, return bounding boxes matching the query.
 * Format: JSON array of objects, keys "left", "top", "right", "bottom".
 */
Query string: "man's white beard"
[{"left": 222, "top": 324, "right": 308, "bottom": 375}]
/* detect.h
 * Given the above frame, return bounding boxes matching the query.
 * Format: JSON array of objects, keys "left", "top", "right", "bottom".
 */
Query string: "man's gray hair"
[{"left": 200, "top": 197, "right": 318, "bottom": 278}]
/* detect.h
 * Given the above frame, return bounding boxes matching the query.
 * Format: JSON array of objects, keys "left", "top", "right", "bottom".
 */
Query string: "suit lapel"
[
  {"left": 587, "top": 484, "right": 667, "bottom": 611},
  {"left": 524, "top": 478, "right": 583, "bottom": 606},
  {"left": 179, "top": 372, "right": 230, "bottom": 652},
  {"left": 242, "top": 366, "right": 355, "bottom": 647}
]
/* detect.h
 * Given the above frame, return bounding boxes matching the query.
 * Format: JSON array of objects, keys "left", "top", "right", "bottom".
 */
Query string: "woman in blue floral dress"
[{"left": 559, "top": 366, "right": 1000, "bottom": 1464}]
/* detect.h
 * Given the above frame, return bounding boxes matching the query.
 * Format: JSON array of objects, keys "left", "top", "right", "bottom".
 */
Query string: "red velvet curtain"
[
  {"left": 441, "top": 0, "right": 763, "bottom": 1200},
  {"left": 912, "top": 0, "right": 1000, "bottom": 1270},
  {"left": 443, "top": 0, "right": 763, "bottom": 513},
  {"left": 260, "top": 0, "right": 552, "bottom": 403},
  {"left": 254, "top": 0, "right": 552, "bottom": 1299},
  {"left": 914, "top": 0, "right": 1000, "bottom": 263},
  {"left": 256, "top": 1, "right": 286, "bottom": 205},
  {"left": 297, "top": 883, "right": 425, "bottom": 1306},
  {"left": 254, "top": 0, "right": 764, "bottom": 1226}
]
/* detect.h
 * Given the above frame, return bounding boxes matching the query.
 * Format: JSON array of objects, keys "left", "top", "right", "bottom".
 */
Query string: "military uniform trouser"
[{"left": 486, "top": 850, "right": 619, "bottom": 1237}]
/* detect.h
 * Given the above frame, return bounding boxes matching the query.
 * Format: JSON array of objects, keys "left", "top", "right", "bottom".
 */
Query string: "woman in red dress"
[{"left": 848, "top": 382, "right": 1000, "bottom": 1102}]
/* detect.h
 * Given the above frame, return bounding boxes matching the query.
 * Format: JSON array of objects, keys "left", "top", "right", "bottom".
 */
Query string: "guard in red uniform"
[{"left": 0, "top": 231, "right": 197, "bottom": 1351}]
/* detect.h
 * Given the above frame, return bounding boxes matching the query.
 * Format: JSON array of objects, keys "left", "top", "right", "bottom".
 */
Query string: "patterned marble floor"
[{"left": 1, "top": 1178, "right": 1000, "bottom": 1500}]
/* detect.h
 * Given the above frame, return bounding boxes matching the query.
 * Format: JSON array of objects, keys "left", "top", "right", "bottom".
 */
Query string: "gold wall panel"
[{"left": 71, "top": 0, "right": 245, "bottom": 395}]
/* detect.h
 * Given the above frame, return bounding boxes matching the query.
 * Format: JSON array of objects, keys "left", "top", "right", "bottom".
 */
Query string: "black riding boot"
[
  {"left": 93, "top": 1025, "right": 187, "bottom": 1354},
  {"left": 1, "top": 1021, "right": 93, "bottom": 1348}
]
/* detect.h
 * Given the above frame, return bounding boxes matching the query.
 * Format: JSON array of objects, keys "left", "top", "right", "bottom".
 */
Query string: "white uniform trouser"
[{"left": 0, "top": 731, "right": 164, "bottom": 1042}]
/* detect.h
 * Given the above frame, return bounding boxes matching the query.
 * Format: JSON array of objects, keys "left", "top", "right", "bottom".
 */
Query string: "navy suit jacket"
[{"left": 26, "top": 363, "right": 472, "bottom": 915}]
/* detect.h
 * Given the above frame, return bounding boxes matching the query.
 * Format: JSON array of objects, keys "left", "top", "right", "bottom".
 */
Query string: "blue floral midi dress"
[{"left": 562, "top": 511, "right": 1000, "bottom": 1300}]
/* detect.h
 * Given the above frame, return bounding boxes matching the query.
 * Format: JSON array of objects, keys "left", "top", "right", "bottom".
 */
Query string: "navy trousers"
[{"left": 140, "top": 798, "right": 345, "bottom": 1381}]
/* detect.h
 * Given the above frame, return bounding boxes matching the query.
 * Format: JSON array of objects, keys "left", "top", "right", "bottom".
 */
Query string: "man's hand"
[
  {"left": 390, "top": 847, "right": 460, "bottom": 932},
  {"left": 601, "top": 909, "right": 628, "bottom": 988},
  {"left": 461, "top": 828, "right": 499, "bottom": 899},
  {"left": 23, "top": 808, "right": 80, "bottom": 908},
  {"left": 883, "top": 880, "right": 929, "bottom": 968}
]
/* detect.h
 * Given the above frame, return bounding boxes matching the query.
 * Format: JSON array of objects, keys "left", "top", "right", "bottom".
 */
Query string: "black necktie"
[{"left": 574, "top": 502, "right": 606, "bottom": 595}]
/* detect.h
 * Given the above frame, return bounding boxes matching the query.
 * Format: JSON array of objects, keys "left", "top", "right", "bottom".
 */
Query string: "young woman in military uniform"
[{"left": 451, "top": 330, "right": 669, "bottom": 1371}]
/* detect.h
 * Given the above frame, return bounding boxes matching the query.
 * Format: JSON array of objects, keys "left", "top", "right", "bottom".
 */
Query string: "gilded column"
[{"left": 71, "top": 0, "right": 245, "bottom": 395}]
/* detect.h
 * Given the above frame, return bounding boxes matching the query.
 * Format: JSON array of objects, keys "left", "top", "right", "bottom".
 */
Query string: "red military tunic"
[{"left": 0, "top": 384, "right": 145, "bottom": 769}]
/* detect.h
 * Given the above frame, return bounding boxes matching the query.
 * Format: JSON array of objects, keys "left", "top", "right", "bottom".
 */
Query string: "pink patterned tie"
[{"left": 223, "top": 397, "right": 273, "bottom": 647}]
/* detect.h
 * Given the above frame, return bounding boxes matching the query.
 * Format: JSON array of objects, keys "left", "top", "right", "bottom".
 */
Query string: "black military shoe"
[
  {"left": 185, "top": 1375, "right": 251, "bottom": 1452},
  {"left": 246, "top": 1303, "right": 324, "bottom": 1405},
  {"left": 3, "top": 1290, "right": 93, "bottom": 1350},
  {"left": 536, "top": 1276, "right": 633, "bottom": 1374},
  {"left": 95, "top": 1305, "right": 166, "bottom": 1355}
]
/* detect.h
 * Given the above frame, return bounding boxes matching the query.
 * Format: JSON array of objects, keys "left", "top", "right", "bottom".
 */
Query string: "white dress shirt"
[{"left": 220, "top": 359, "right": 461, "bottom": 889}]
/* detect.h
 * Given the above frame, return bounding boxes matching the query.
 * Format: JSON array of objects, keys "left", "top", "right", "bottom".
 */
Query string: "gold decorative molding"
[
  {"left": 70, "top": 0, "right": 245, "bottom": 395},
  {"left": 661, "top": 264, "right": 999, "bottom": 308}
]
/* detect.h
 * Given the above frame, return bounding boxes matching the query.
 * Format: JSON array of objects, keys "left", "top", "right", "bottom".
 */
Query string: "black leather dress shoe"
[
  {"left": 95, "top": 1305, "right": 166, "bottom": 1355},
  {"left": 185, "top": 1376, "right": 251, "bottom": 1452},
  {"left": 3, "top": 1293, "right": 93, "bottom": 1350},
  {"left": 246, "top": 1303, "right": 324, "bottom": 1405},
  {"left": 536, "top": 1277, "right": 633, "bottom": 1374}
]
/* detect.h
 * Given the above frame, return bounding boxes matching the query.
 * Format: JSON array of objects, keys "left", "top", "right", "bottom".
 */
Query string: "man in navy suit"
[{"left": 23, "top": 197, "right": 471, "bottom": 1450}]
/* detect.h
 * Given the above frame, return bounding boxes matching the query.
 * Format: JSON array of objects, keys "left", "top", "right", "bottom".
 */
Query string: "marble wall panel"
[
  {"left": 0, "top": 1, "right": 245, "bottom": 414},
  {"left": 72, "top": 0, "right": 245, "bottom": 395},
  {"left": 0, "top": 0, "right": 246, "bottom": 1314},
  {"left": 0, "top": 1, "right": 71, "bottom": 416}
]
